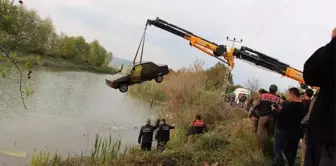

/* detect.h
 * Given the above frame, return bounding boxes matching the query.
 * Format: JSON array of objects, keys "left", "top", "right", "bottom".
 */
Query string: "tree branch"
[{"left": 0, "top": 45, "right": 27, "bottom": 109}]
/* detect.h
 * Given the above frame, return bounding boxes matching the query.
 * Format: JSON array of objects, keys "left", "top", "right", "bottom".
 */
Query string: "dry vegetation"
[{"left": 31, "top": 63, "right": 272, "bottom": 166}]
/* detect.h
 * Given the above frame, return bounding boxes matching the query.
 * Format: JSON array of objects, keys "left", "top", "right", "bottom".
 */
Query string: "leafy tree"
[
  {"left": 0, "top": 0, "right": 112, "bottom": 67},
  {"left": 0, "top": 0, "right": 114, "bottom": 109},
  {"left": 204, "top": 62, "right": 233, "bottom": 91}
]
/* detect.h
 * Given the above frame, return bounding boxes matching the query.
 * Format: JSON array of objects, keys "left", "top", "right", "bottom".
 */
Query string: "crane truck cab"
[{"left": 233, "top": 88, "right": 251, "bottom": 105}]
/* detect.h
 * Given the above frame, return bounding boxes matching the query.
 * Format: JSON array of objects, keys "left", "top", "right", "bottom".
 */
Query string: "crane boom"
[
  {"left": 232, "top": 46, "right": 304, "bottom": 83},
  {"left": 146, "top": 18, "right": 228, "bottom": 64},
  {"left": 146, "top": 17, "right": 306, "bottom": 86}
]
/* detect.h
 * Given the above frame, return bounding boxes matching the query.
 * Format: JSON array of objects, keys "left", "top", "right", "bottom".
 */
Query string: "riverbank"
[
  {"left": 0, "top": 54, "right": 117, "bottom": 75},
  {"left": 30, "top": 65, "right": 272, "bottom": 165}
]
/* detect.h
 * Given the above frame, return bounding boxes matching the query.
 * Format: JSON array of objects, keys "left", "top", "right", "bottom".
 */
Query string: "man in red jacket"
[
  {"left": 250, "top": 84, "right": 280, "bottom": 153},
  {"left": 186, "top": 115, "right": 208, "bottom": 145}
]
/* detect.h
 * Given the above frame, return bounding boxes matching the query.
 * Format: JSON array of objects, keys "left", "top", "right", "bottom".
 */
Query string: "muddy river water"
[{"left": 0, "top": 66, "right": 156, "bottom": 165}]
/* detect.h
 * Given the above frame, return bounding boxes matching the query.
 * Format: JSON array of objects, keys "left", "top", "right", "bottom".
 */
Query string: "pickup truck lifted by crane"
[{"left": 145, "top": 17, "right": 308, "bottom": 89}]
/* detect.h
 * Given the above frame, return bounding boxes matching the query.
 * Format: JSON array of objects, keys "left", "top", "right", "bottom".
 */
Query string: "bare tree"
[{"left": 246, "top": 77, "right": 260, "bottom": 92}]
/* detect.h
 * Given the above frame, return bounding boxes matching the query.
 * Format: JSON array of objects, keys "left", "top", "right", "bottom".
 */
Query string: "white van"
[{"left": 233, "top": 88, "right": 251, "bottom": 104}]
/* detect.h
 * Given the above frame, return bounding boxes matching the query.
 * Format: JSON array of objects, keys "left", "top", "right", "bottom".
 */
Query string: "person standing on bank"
[
  {"left": 303, "top": 28, "right": 336, "bottom": 166},
  {"left": 155, "top": 119, "right": 175, "bottom": 152},
  {"left": 301, "top": 89, "right": 319, "bottom": 166},
  {"left": 272, "top": 87, "right": 306, "bottom": 166},
  {"left": 138, "top": 118, "right": 160, "bottom": 151},
  {"left": 250, "top": 84, "right": 280, "bottom": 153},
  {"left": 186, "top": 115, "right": 208, "bottom": 145},
  {"left": 249, "top": 88, "right": 267, "bottom": 134}
]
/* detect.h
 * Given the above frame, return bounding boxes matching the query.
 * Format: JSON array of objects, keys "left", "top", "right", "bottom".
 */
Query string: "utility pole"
[{"left": 220, "top": 37, "right": 243, "bottom": 100}]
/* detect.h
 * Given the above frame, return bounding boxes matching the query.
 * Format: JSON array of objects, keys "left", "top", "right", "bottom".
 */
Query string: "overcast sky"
[{"left": 23, "top": 0, "right": 335, "bottom": 91}]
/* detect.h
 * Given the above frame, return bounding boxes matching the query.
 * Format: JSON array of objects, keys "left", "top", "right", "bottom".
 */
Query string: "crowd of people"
[{"left": 246, "top": 28, "right": 335, "bottom": 166}]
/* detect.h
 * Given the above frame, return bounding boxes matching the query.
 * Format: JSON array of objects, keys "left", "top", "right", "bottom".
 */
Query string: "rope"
[
  {"left": 133, "top": 25, "right": 148, "bottom": 65},
  {"left": 132, "top": 31, "right": 145, "bottom": 65},
  {"left": 140, "top": 29, "right": 146, "bottom": 63}
]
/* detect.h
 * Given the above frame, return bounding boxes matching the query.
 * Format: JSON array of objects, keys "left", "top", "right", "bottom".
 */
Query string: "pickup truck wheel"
[
  {"left": 155, "top": 75, "right": 163, "bottom": 83},
  {"left": 119, "top": 83, "right": 128, "bottom": 93}
]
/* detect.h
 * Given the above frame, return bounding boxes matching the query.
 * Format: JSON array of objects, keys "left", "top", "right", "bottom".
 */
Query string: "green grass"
[
  {"left": 31, "top": 133, "right": 130, "bottom": 166},
  {"left": 0, "top": 53, "right": 117, "bottom": 75}
]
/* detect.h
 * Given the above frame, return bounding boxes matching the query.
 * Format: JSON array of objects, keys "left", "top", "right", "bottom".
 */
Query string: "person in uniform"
[
  {"left": 155, "top": 119, "right": 175, "bottom": 152},
  {"left": 186, "top": 115, "right": 208, "bottom": 145},
  {"left": 138, "top": 118, "right": 160, "bottom": 151}
]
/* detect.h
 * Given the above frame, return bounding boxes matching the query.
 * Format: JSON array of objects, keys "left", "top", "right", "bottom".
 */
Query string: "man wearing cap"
[
  {"left": 250, "top": 84, "right": 280, "bottom": 152},
  {"left": 138, "top": 118, "right": 160, "bottom": 151}
]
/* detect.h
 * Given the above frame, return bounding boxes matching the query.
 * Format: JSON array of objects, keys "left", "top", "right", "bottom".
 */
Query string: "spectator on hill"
[
  {"left": 240, "top": 95, "right": 247, "bottom": 108},
  {"left": 138, "top": 119, "right": 160, "bottom": 151},
  {"left": 155, "top": 119, "right": 175, "bottom": 152},
  {"left": 301, "top": 89, "right": 314, "bottom": 116},
  {"left": 270, "top": 95, "right": 287, "bottom": 137},
  {"left": 229, "top": 93, "right": 236, "bottom": 107},
  {"left": 280, "top": 95, "right": 287, "bottom": 106},
  {"left": 249, "top": 89, "right": 267, "bottom": 134},
  {"left": 246, "top": 97, "right": 255, "bottom": 112},
  {"left": 303, "top": 28, "right": 335, "bottom": 166},
  {"left": 272, "top": 87, "right": 306, "bottom": 166},
  {"left": 301, "top": 89, "right": 319, "bottom": 166},
  {"left": 250, "top": 84, "right": 280, "bottom": 153}
]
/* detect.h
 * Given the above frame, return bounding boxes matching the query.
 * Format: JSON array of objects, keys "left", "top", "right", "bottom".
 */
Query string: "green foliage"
[
  {"left": 24, "top": 87, "right": 34, "bottom": 96},
  {"left": 204, "top": 62, "right": 233, "bottom": 91},
  {"left": 193, "top": 133, "right": 229, "bottom": 151},
  {"left": 30, "top": 134, "right": 129, "bottom": 166},
  {"left": 0, "top": 0, "right": 112, "bottom": 68}
]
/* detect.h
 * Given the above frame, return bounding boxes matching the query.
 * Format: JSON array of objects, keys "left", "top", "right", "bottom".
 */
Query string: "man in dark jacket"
[
  {"left": 303, "top": 28, "right": 336, "bottom": 166},
  {"left": 301, "top": 89, "right": 319, "bottom": 166},
  {"left": 301, "top": 89, "right": 314, "bottom": 115},
  {"left": 138, "top": 118, "right": 160, "bottom": 151},
  {"left": 272, "top": 87, "right": 306, "bottom": 166},
  {"left": 240, "top": 95, "right": 247, "bottom": 108},
  {"left": 300, "top": 89, "right": 314, "bottom": 144},
  {"left": 155, "top": 119, "right": 175, "bottom": 152},
  {"left": 229, "top": 93, "right": 236, "bottom": 107},
  {"left": 250, "top": 84, "right": 280, "bottom": 152}
]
